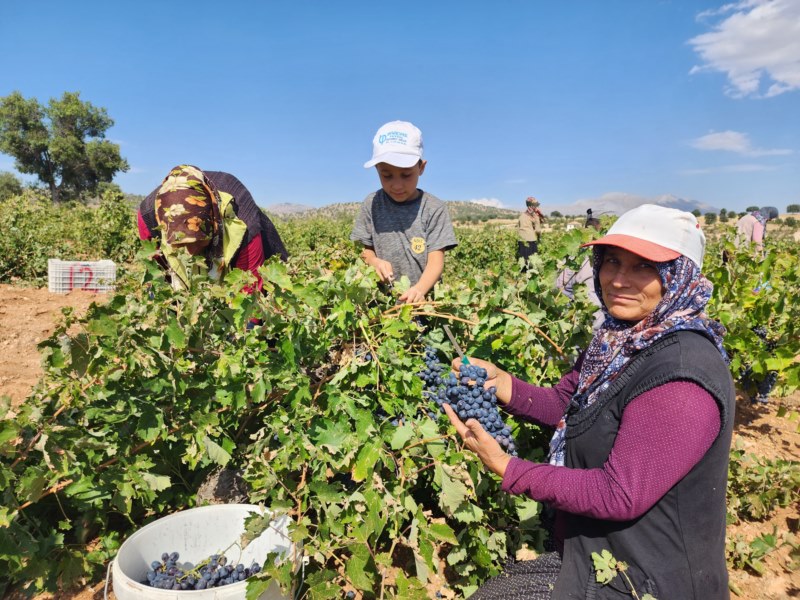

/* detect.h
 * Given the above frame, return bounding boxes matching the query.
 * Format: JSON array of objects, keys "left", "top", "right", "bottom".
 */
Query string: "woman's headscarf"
[
  {"left": 155, "top": 165, "right": 223, "bottom": 252},
  {"left": 751, "top": 206, "right": 779, "bottom": 227},
  {"left": 154, "top": 165, "right": 225, "bottom": 285},
  {"left": 548, "top": 249, "right": 727, "bottom": 466}
]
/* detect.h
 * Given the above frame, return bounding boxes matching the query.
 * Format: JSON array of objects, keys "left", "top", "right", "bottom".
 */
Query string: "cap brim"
[
  {"left": 582, "top": 234, "right": 681, "bottom": 262},
  {"left": 364, "top": 153, "right": 421, "bottom": 169}
]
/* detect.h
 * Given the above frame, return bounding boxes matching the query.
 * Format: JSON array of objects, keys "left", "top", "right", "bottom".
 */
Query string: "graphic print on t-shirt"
[{"left": 411, "top": 237, "right": 426, "bottom": 254}]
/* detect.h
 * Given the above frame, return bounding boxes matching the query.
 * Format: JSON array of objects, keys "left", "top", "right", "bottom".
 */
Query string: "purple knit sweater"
[{"left": 501, "top": 369, "right": 721, "bottom": 524}]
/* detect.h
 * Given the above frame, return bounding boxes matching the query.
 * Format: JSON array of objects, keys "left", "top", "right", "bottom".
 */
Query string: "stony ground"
[{"left": 1, "top": 283, "right": 798, "bottom": 600}]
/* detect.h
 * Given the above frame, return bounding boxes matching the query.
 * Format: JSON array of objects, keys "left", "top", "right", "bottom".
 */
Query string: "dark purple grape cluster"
[
  {"left": 754, "top": 371, "right": 779, "bottom": 404},
  {"left": 447, "top": 363, "right": 517, "bottom": 456},
  {"left": 751, "top": 325, "right": 780, "bottom": 351},
  {"left": 143, "top": 551, "right": 262, "bottom": 590},
  {"left": 418, "top": 346, "right": 517, "bottom": 456}
]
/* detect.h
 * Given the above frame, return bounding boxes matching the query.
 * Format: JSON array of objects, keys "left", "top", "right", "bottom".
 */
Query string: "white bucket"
[{"left": 111, "top": 504, "right": 294, "bottom": 600}]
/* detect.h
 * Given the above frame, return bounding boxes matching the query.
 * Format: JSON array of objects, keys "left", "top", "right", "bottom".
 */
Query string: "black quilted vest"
[{"left": 553, "top": 330, "right": 734, "bottom": 600}]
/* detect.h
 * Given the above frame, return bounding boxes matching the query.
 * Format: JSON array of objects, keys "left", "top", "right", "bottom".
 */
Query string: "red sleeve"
[
  {"left": 137, "top": 211, "right": 152, "bottom": 240},
  {"left": 500, "top": 381, "right": 720, "bottom": 521},
  {"left": 234, "top": 234, "right": 265, "bottom": 294}
]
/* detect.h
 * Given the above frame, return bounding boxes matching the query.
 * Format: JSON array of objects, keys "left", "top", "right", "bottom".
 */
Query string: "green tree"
[
  {"left": 746, "top": 205, "right": 759, "bottom": 212},
  {"left": 787, "top": 204, "right": 800, "bottom": 213},
  {"left": 550, "top": 210, "right": 563, "bottom": 218},
  {"left": 705, "top": 212, "right": 717, "bottom": 225},
  {"left": 719, "top": 209, "right": 729, "bottom": 223},
  {"left": 0, "top": 91, "right": 128, "bottom": 203},
  {"left": 0, "top": 171, "right": 22, "bottom": 200},
  {"left": 692, "top": 209, "right": 702, "bottom": 217}
]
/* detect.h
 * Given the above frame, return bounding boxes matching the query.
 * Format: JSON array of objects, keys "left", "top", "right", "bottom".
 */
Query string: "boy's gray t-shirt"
[{"left": 350, "top": 189, "right": 458, "bottom": 285}]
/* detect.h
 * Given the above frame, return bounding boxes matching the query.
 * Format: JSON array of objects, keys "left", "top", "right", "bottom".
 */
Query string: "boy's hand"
[
  {"left": 398, "top": 286, "right": 425, "bottom": 304},
  {"left": 443, "top": 404, "right": 511, "bottom": 477},
  {"left": 372, "top": 259, "right": 394, "bottom": 284}
]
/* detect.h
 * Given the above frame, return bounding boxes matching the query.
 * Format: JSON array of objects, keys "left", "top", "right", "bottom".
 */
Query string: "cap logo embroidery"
[{"left": 379, "top": 131, "right": 408, "bottom": 146}]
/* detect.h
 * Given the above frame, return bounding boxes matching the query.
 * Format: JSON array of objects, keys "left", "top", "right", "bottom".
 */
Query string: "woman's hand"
[
  {"left": 443, "top": 404, "right": 511, "bottom": 477},
  {"left": 450, "top": 357, "right": 513, "bottom": 405}
]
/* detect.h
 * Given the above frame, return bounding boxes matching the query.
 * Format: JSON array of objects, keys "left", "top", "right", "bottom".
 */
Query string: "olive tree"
[{"left": 0, "top": 91, "right": 128, "bottom": 203}]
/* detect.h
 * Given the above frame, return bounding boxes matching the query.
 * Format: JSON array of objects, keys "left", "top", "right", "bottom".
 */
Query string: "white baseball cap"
[
  {"left": 582, "top": 204, "right": 706, "bottom": 268},
  {"left": 364, "top": 120, "right": 424, "bottom": 168}
]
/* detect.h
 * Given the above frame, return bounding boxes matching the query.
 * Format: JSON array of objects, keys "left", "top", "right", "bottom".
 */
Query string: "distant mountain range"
[
  {"left": 264, "top": 194, "right": 721, "bottom": 221},
  {"left": 265, "top": 200, "right": 522, "bottom": 221},
  {"left": 540, "top": 193, "right": 719, "bottom": 217}
]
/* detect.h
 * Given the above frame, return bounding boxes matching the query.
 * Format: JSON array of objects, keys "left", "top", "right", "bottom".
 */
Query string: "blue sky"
[{"left": 1, "top": 0, "right": 798, "bottom": 213}]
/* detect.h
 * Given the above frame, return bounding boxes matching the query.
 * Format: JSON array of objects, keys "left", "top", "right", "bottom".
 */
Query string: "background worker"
[
  {"left": 517, "top": 196, "right": 545, "bottom": 267},
  {"left": 734, "top": 206, "right": 779, "bottom": 253},
  {"left": 555, "top": 210, "right": 604, "bottom": 330},
  {"left": 138, "top": 165, "right": 288, "bottom": 291}
]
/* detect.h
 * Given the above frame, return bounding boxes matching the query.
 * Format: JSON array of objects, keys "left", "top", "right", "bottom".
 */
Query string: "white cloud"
[
  {"left": 469, "top": 197, "right": 507, "bottom": 209},
  {"left": 690, "top": 130, "right": 792, "bottom": 156},
  {"left": 689, "top": 0, "right": 800, "bottom": 98},
  {"left": 681, "top": 163, "right": 777, "bottom": 174}
]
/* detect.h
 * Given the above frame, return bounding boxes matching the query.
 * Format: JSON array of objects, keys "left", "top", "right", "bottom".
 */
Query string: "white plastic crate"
[{"left": 47, "top": 259, "right": 116, "bottom": 294}]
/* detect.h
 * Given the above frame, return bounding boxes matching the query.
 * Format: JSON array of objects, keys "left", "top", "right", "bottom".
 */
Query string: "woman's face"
[{"left": 599, "top": 247, "right": 664, "bottom": 322}]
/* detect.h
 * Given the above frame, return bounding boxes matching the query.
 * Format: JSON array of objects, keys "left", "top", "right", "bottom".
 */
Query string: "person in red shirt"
[{"left": 137, "top": 165, "right": 287, "bottom": 292}]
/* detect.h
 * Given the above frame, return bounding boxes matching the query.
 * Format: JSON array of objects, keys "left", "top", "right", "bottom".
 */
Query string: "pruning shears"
[{"left": 443, "top": 325, "right": 470, "bottom": 366}]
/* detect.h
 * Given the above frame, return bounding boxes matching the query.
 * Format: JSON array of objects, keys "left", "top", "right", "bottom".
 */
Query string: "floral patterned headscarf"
[
  {"left": 548, "top": 249, "right": 728, "bottom": 466},
  {"left": 154, "top": 165, "right": 223, "bottom": 261}
]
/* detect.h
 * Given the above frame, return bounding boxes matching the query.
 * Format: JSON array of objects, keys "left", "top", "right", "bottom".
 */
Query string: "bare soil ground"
[{"left": 1, "top": 283, "right": 798, "bottom": 599}]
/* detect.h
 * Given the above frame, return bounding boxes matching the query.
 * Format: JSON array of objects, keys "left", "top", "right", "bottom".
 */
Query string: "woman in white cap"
[{"left": 444, "top": 204, "right": 734, "bottom": 599}]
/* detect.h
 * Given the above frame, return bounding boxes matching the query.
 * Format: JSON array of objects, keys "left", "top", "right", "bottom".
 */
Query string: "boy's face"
[{"left": 375, "top": 161, "right": 426, "bottom": 202}]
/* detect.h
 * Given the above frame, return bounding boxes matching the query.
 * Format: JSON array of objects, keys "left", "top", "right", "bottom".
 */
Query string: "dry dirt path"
[{"left": 1, "top": 283, "right": 798, "bottom": 599}]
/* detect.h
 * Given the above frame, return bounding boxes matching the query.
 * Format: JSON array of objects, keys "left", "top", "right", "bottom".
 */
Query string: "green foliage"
[
  {"left": 0, "top": 189, "right": 139, "bottom": 283},
  {"left": 704, "top": 212, "right": 717, "bottom": 225},
  {"left": 726, "top": 528, "right": 794, "bottom": 575},
  {"left": 705, "top": 236, "right": 800, "bottom": 397},
  {"left": 0, "top": 171, "right": 23, "bottom": 200},
  {"left": 0, "top": 211, "right": 798, "bottom": 597},
  {"left": 726, "top": 445, "right": 800, "bottom": 524},
  {"left": 591, "top": 550, "right": 657, "bottom": 599},
  {"left": 787, "top": 204, "right": 800, "bottom": 214},
  {"left": 0, "top": 91, "right": 128, "bottom": 203},
  {"left": 746, "top": 206, "right": 759, "bottom": 212}
]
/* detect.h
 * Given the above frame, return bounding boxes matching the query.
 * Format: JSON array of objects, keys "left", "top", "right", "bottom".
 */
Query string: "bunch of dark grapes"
[
  {"left": 417, "top": 346, "right": 517, "bottom": 456},
  {"left": 751, "top": 325, "right": 779, "bottom": 351},
  {"left": 143, "top": 551, "right": 262, "bottom": 590},
  {"left": 446, "top": 363, "right": 517, "bottom": 456},
  {"left": 754, "top": 371, "right": 779, "bottom": 404},
  {"left": 419, "top": 345, "right": 447, "bottom": 416},
  {"left": 738, "top": 363, "right": 753, "bottom": 386}
]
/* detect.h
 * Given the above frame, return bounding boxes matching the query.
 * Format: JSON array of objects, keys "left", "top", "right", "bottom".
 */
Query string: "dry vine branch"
[{"left": 498, "top": 308, "right": 565, "bottom": 357}]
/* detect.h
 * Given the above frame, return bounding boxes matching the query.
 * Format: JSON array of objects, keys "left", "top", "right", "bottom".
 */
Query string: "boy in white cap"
[{"left": 351, "top": 120, "right": 457, "bottom": 304}]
